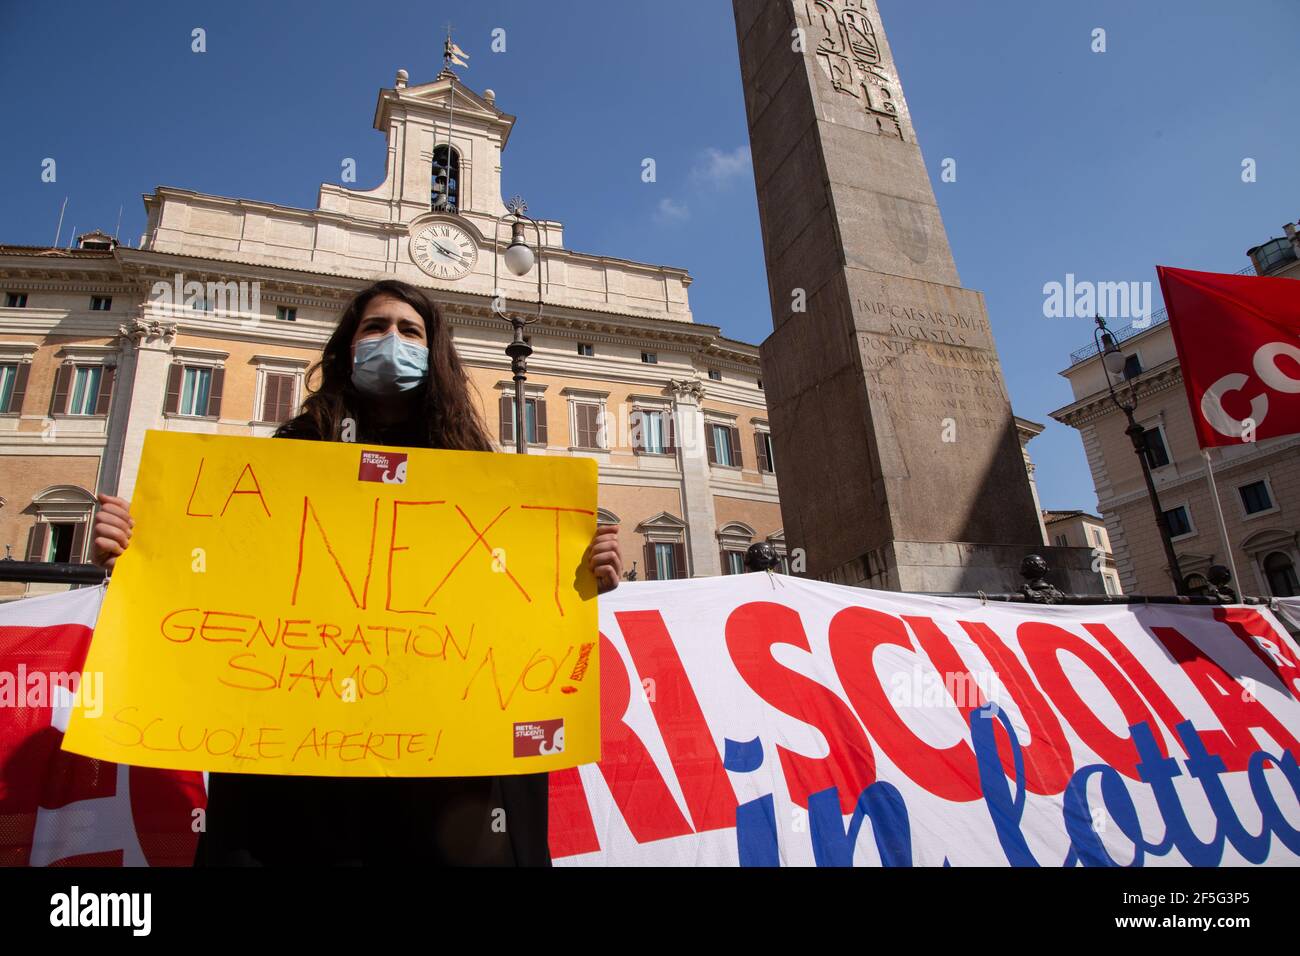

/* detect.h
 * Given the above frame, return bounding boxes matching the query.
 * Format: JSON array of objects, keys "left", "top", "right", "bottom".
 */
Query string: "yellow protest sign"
[{"left": 63, "top": 430, "right": 600, "bottom": 777}]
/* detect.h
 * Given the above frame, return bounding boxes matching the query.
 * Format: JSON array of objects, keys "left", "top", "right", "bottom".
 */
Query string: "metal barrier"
[{"left": 0, "top": 555, "right": 1279, "bottom": 607}]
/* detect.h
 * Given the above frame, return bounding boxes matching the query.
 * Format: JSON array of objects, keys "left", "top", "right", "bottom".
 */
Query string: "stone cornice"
[{"left": 1049, "top": 361, "right": 1184, "bottom": 428}]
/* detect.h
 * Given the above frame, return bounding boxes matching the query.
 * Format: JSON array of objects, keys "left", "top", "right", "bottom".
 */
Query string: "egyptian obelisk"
[{"left": 733, "top": 0, "right": 1048, "bottom": 591}]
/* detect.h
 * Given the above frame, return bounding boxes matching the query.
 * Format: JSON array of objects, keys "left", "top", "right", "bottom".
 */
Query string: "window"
[
  {"left": 164, "top": 363, "right": 224, "bottom": 418},
  {"left": 755, "top": 430, "right": 775, "bottom": 473},
  {"left": 644, "top": 541, "right": 687, "bottom": 580},
  {"left": 0, "top": 363, "right": 28, "bottom": 413},
  {"left": 723, "top": 551, "right": 746, "bottom": 575},
  {"left": 90, "top": 295, "right": 112, "bottom": 311},
  {"left": 1054, "top": 533, "right": 1069, "bottom": 547},
  {"left": 632, "top": 408, "right": 671, "bottom": 454},
  {"left": 1090, "top": 527, "right": 1103, "bottom": 548},
  {"left": 48, "top": 523, "right": 76, "bottom": 562},
  {"left": 1163, "top": 505, "right": 1192, "bottom": 539},
  {"left": 1264, "top": 551, "right": 1299, "bottom": 598},
  {"left": 5, "top": 292, "right": 28, "bottom": 308},
  {"left": 261, "top": 372, "right": 297, "bottom": 423},
  {"left": 431, "top": 145, "right": 460, "bottom": 211},
  {"left": 180, "top": 367, "right": 212, "bottom": 416},
  {"left": 708, "top": 368, "right": 722, "bottom": 381},
  {"left": 25, "top": 520, "right": 88, "bottom": 564},
  {"left": 192, "top": 296, "right": 214, "bottom": 312},
  {"left": 24, "top": 488, "right": 96, "bottom": 563},
  {"left": 1140, "top": 425, "right": 1170, "bottom": 469},
  {"left": 67, "top": 366, "right": 103, "bottom": 415},
  {"left": 572, "top": 402, "right": 603, "bottom": 449},
  {"left": 276, "top": 306, "right": 297, "bottom": 322},
  {"left": 641, "top": 351, "right": 658, "bottom": 364},
  {"left": 707, "top": 423, "right": 741, "bottom": 468},
  {"left": 1102, "top": 573, "right": 1117, "bottom": 596},
  {"left": 577, "top": 343, "right": 594, "bottom": 357},
  {"left": 49, "top": 363, "right": 113, "bottom": 416},
  {"left": 1239, "top": 480, "right": 1274, "bottom": 515},
  {"left": 499, "top": 395, "right": 546, "bottom": 446},
  {"left": 1122, "top": 354, "right": 1143, "bottom": 380},
  {"left": 757, "top": 378, "right": 763, "bottom": 390}
]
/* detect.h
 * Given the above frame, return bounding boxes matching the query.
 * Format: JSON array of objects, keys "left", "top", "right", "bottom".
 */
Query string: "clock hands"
[{"left": 431, "top": 239, "right": 466, "bottom": 263}]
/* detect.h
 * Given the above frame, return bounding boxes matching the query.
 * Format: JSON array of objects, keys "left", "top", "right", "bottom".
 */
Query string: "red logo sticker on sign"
[
  {"left": 357, "top": 450, "right": 408, "bottom": 484},
  {"left": 514, "top": 718, "right": 565, "bottom": 757}
]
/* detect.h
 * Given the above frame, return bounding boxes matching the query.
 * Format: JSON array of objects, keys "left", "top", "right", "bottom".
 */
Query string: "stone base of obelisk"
[{"left": 819, "top": 541, "right": 1104, "bottom": 595}]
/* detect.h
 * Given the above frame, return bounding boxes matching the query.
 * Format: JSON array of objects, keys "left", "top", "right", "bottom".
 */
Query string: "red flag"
[{"left": 1157, "top": 265, "right": 1300, "bottom": 448}]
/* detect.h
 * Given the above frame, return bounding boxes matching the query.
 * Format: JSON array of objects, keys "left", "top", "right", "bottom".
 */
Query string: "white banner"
[{"left": 551, "top": 573, "right": 1300, "bottom": 866}]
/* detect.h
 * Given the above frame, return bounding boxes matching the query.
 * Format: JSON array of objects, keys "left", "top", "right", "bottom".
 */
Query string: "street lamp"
[
  {"left": 1093, "top": 315, "right": 1187, "bottom": 595},
  {"left": 491, "top": 196, "right": 544, "bottom": 455}
]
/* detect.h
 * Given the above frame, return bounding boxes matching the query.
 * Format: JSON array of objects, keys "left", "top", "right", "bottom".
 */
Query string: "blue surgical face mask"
[{"left": 351, "top": 330, "right": 429, "bottom": 396}]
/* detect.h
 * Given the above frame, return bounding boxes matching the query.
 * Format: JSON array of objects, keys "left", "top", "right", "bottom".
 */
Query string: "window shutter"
[
  {"left": 535, "top": 399, "right": 548, "bottom": 445},
  {"left": 206, "top": 367, "right": 225, "bottom": 418},
  {"left": 672, "top": 542, "right": 688, "bottom": 579},
  {"left": 643, "top": 541, "right": 657, "bottom": 581},
  {"left": 264, "top": 373, "right": 294, "bottom": 423},
  {"left": 630, "top": 407, "right": 644, "bottom": 454},
  {"left": 7, "top": 363, "right": 29, "bottom": 413},
  {"left": 260, "top": 374, "right": 277, "bottom": 422},
  {"left": 573, "top": 404, "right": 588, "bottom": 447},
  {"left": 720, "top": 549, "right": 729, "bottom": 574},
  {"left": 663, "top": 410, "right": 676, "bottom": 453},
  {"left": 49, "top": 364, "right": 72, "bottom": 415},
  {"left": 163, "top": 363, "right": 183, "bottom": 414},
  {"left": 755, "top": 432, "right": 770, "bottom": 472},
  {"left": 729, "top": 426, "right": 743, "bottom": 469},
  {"left": 25, "top": 522, "right": 48, "bottom": 562},
  {"left": 69, "top": 521, "right": 88, "bottom": 563},
  {"left": 93, "top": 365, "right": 116, "bottom": 415},
  {"left": 499, "top": 394, "right": 513, "bottom": 445},
  {"left": 704, "top": 422, "right": 716, "bottom": 464},
  {"left": 277, "top": 375, "right": 295, "bottom": 422}
]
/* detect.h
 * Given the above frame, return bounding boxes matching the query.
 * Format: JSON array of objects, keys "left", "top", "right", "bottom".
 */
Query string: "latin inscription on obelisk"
[{"left": 734, "top": 0, "right": 1047, "bottom": 591}]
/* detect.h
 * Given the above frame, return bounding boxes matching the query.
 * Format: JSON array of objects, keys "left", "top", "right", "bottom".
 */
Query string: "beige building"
[
  {"left": 0, "top": 67, "right": 790, "bottom": 601},
  {"left": 1051, "top": 219, "right": 1300, "bottom": 598},
  {"left": 1042, "top": 510, "right": 1123, "bottom": 596}
]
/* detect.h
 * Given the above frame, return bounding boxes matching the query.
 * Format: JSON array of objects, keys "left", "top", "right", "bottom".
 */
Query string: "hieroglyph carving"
[{"left": 805, "top": 0, "right": 904, "bottom": 140}]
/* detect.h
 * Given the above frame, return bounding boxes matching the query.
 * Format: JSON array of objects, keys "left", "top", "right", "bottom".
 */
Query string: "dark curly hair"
[{"left": 274, "top": 279, "right": 493, "bottom": 451}]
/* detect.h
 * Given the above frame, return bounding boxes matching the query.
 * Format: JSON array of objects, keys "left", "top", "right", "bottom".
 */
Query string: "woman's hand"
[
  {"left": 589, "top": 524, "right": 622, "bottom": 595},
  {"left": 91, "top": 493, "right": 133, "bottom": 571}
]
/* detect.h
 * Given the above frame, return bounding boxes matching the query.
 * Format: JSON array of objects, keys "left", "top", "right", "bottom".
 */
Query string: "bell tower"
[{"left": 317, "top": 63, "right": 517, "bottom": 226}]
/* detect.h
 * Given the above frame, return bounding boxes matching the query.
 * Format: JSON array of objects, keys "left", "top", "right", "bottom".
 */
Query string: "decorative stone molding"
[
  {"left": 668, "top": 378, "right": 704, "bottom": 402},
  {"left": 117, "top": 312, "right": 177, "bottom": 347}
]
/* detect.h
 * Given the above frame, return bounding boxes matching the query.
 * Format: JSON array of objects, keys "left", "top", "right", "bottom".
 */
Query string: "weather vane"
[{"left": 443, "top": 23, "right": 468, "bottom": 74}]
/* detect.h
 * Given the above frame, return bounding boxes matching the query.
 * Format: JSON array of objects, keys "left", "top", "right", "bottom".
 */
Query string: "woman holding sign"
[{"left": 90, "top": 279, "right": 623, "bottom": 866}]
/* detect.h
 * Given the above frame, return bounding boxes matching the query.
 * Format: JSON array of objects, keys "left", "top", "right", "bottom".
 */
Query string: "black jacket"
[{"left": 194, "top": 413, "right": 551, "bottom": 866}]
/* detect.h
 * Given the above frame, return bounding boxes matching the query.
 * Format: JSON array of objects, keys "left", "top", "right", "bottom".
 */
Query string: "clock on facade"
[{"left": 409, "top": 220, "right": 478, "bottom": 280}]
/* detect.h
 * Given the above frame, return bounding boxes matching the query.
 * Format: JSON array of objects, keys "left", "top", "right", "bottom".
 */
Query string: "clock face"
[{"left": 410, "top": 222, "right": 478, "bottom": 280}]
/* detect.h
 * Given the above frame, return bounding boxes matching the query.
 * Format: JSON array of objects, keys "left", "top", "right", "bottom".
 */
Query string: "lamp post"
[
  {"left": 491, "top": 196, "right": 544, "bottom": 455},
  {"left": 1092, "top": 315, "right": 1187, "bottom": 595}
]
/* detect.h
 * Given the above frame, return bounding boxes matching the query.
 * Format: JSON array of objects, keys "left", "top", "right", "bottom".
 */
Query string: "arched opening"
[
  {"left": 431, "top": 145, "right": 461, "bottom": 212},
  {"left": 1264, "top": 551, "right": 1299, "bottom": 598}
]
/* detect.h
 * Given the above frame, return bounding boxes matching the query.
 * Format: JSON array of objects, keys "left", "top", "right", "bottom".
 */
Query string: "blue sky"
[{"left": 1, "top": 0, "right": 1296, "bottom": 511}]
